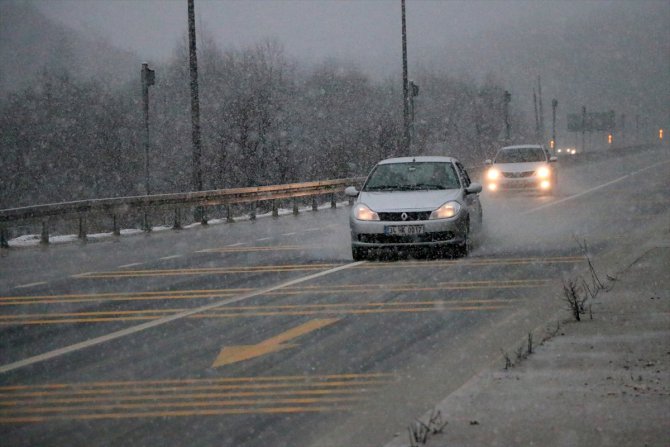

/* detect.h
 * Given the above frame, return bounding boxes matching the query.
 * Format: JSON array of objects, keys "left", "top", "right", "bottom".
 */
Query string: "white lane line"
[
  {"left": 227, "top": 242, "right": 246, "bottom": 247},
  {"left": 304, "top": 228, "right": 320, "bottom": 232},
  {"left": 281, "top": 232, "right": 297, "bottom": 237},
  {"left": 14, "top": 282, "right": 48, "bottom": 289},
  {"left": 159, "top": 255, "right": 182, "bottom": 261},
  {"left": 0, "top": 261, "right": 365, "bottom": 374},
  {"left": 256, "top": 237, "right": 271, "bottom": 241},
  {"left": 522, "top": 158, "right": 670, "bottom": 215},
  {"left": 118, "top": 263, "right": 142, "bottom": 269}
]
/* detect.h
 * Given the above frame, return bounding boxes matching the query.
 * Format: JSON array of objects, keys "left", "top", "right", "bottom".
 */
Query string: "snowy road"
[{"left": 1, "top": 145, "right": 668, "bottom": 446}]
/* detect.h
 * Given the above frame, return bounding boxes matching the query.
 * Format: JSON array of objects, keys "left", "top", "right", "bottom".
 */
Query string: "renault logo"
[{"left": 401, "top": 212, "right": 409, "bottom": 221}]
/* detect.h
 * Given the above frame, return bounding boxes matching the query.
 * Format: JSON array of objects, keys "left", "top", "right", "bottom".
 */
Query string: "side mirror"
[
  {"left": 484, "top": 159, "right": 492, "bottom": 165},
  {"left": 549, "top": 156, "right": 558, "bottom": 163},
  {"left": 344, "top": 186, "right": 359, "bottom": 197},
  {"left": 466, "top": 183, "right": 483, "bottom": 195}
]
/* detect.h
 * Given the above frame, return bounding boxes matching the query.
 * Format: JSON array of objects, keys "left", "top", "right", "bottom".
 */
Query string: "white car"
[
  {"left": 345, "top": 156, "right": 483, "bottom": 260},
  {"left": 484, "top": 145, "right": 558, "bottom": 193}
]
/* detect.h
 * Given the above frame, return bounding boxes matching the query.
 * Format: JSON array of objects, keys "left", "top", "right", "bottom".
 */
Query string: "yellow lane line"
[
  {"left": 0, "top": 405, "right": 349, "bottom": 423},
  {"left": 0, "top": 280, "right": 548, "bottom": 305},
  {"left": 0, "top": 372, "right": 392, "bottom": 391},
  {"left": 0, "top": 379, "right": 393, "bottom": 398},
  {"left": 0, "top": 302, "right": 514, "bottom": 325},
  {"left": 68, "top": 256, "right": 584, "bottom": 279},
  {"left": 0, "top": 388, "right": 366, "bottom": 405},
  {"left": 0, "top": 396, "right": 362, "bottom": 414},
  {"left": 0, "top": 307, "right": 509, "bottom": 325}
]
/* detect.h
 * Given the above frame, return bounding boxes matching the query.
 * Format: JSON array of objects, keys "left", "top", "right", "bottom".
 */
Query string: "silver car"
[
  {"left": 484, "top": 144, "right": 558, "bottom": 193},
  {"left": 345, "top": 156, "right": 483, "bottom": 260}
]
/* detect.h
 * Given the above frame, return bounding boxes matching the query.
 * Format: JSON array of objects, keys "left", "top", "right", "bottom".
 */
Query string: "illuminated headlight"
[
  {"left": 486, "top": 168, "right": 500, "bottom": 180},
  {"left": 488, "top": 183, "right": 498, "bottom": 191},
  {"left": 536, "top": 166, "right": 551, "bottom": 178},
  {"left": 429, "top": 201, "right": 461, "bottom": 220},
  {"left": 570, "top": 149, "right": 577, "bottom": 155},
  {"left": 557, "top": 149, "right": 562, "bottom": 153},
  {"left": 540, "top": 180, "right": 551, "bottom": 190},
  {"left": 353, "top": 203, "right": 379, "bottom": 221}
]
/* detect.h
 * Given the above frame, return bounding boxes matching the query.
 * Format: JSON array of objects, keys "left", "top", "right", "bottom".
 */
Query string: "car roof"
[
  {"left": 499, "top": 145, "right": 545, "bottom": 151},
  {"left": 377, "top": 156, "right": 459, "bottom": 165}
]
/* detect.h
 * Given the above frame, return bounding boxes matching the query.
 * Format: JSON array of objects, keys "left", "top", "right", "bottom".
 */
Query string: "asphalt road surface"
[{"left": 1, "top": 145, "right": 668, "bottom": 447}]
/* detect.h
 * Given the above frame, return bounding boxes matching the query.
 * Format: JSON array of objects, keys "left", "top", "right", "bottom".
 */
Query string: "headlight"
[
  {"left": 429, "top": 201, "right": 461, "bottom": 220},
  {"left": 557, "top": 149, "right": 562, "bottom": 153},
  {"left": 353, "top": 203, "right": 379, "bottom": 221},
  {"left": 486, "top": 168, "right": 500, "bottom": 180},
  {"left": 570, "top": 149, "right": 577, "bottom": 155},
  {"left": 536, "top": 166, "right": 551, "bottom": 178}
]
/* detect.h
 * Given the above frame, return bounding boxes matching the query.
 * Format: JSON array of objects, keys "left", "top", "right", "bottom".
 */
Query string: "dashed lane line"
[
  {"left": 13, "top": 282, "right": 48, "bottom": 290},
  {"left": 118, "top": 263, "right": 143, "bottom": 269},
  {"left": 158, "top": 255, "right": 182, "bottom": 261}
]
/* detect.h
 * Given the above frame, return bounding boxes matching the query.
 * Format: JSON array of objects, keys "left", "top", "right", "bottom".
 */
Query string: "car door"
[{"left": 455, "top": 162, "right": 482, "bottom": 228}]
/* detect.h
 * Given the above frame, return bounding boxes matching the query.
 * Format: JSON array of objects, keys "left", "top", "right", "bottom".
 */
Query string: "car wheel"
[
  {"left": 455, "top": 220, "right": 470, "bottom": 257},
  {"left": 352, "top": 247, "right": 367, "bottom": 261}
]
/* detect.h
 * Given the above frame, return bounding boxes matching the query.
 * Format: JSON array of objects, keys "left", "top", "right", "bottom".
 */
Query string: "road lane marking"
[
  {"left": 256, "top": 237, "right": 271, "bottom": 241},
  {"left": 197, "top": 245, "right": 331, "bottom": 253},
  {"left": 117, "top": 263, "right": 142, "bottom": 269},
  {"left": 0, "top": 261, "right": 363, "bottom": 374},
  {"left": 0, "top": 299, "right": 517, "bottom": 325},
  {"left": 523, "top": 158, "right": 670, "bottom": 215},
  {"left": 212, "top": 318, "right": 340, "bottom": 367},
  {"left": 158, "top": 255, "right": 182, "bottom": 261},
  {"left": 70, "top": 256, "right": 584, "bottom": 279},
  {"left": 0, "top": 279, "right": 549, "bottom": 306},
  {"left": 281, "top": 232, "right": 296, "bottom": 236},
  {"left": 13, "top": 282, "right": 47, "bottom": 289},
  {"left": 0, "top": 372, "right": 390, "bottom": 422}
]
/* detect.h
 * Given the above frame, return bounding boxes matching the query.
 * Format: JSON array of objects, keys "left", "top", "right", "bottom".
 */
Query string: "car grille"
[
  {"left": 358, "top": 231, "right": 455, "bottom": 244},
  {"left": 377, "top": 211, "right": 432, "bottom": 221},
  {"left": 502, "top": 171, "right": 535, "bottom": 178}
]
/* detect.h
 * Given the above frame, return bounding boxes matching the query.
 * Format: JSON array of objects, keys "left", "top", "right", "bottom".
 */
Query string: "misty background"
[{"left": 1, "top": 0, "right": 668, "bottom": 209}]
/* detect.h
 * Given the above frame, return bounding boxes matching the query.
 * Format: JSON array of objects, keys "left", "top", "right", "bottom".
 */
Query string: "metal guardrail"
[{"left": 0, "top": 177, "right": 366, "bottom": 247}]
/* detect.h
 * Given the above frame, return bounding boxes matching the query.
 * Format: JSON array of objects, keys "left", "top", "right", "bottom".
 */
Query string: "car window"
[
  {"left": 363, "top": 162, "right": 461, "bottom": 191},
  {"left": 495, "top": 147, "right": 547, "bottom": 163}
]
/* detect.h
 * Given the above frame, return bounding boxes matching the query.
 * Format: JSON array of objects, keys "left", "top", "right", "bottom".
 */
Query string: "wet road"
[{"left": 1, "top": 145, "right": 668, "bottom": 446}]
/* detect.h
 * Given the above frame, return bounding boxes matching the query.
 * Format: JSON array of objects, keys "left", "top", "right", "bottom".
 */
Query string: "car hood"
[
  {"left": 358, "top": 189, "right": 462, "bottom": 212},
  {"left": 494, "top": 161, "right": 546, "bottom": 173}
]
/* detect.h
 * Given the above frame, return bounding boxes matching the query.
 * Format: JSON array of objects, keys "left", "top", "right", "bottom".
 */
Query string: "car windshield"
[
  {"left": 495, "top": 148, "right": 547, "bottom": 163},
  {"left": 363, "top": 162, "right": 460, "bottom": 191}
]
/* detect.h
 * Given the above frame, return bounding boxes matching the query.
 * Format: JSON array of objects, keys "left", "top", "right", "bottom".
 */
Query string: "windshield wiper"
[
  {"left": 413, "top": 183, "right": 446, "bottom": 190},
  {"left": 364, "top": 185, "right": 398, "bottom": 191}
]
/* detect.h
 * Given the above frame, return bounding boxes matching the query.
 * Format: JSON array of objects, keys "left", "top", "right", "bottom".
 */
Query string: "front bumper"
[
  {"left": 350, "top": 212, "right": 467, "bottom": 248},
  {"left": 486, "top": 177, "right": 552, "bottom": 191}
]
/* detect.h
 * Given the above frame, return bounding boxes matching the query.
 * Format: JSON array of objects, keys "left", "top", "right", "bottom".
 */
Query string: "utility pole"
[
  {"left": 141, "top": 63, "right": 155, "bottom": 195},
  {"left": 188, "top": 0, "right": 204, "bottom": 222},
  {"left": 551, "top": 98, "right": 558, "bottom": 151},
  {"left": 401, "top": 0, "right": 410, "bottom": 154},
  {"left": 141, "top": 63, "right": 155, "bottom": 232},
  {"left": 581, "top": 105, "right": 587, "bottom": 152},
  {"left": 537, "top": 75, "right": 544, "bottom": 140},
  {"left": 503, "top": 90, "right": 511, "bottom": 144},
  {"left": 533, "top": 88, "right": 539, "bottom": 142}
]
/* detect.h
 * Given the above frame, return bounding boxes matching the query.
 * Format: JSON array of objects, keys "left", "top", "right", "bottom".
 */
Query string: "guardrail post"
[
  {"left": 250, "top": 202, "right": 257, "bottom": 221},
  {"left": 173, "top": 208, "right": 182, "bottom": 230},
  {"left": 330, "top": 193, "right": 336, "bottom": 208},
  {"left": 78, "top": 215, "right": 87, "bottom": 241},
  {"left": 142, "top": 212, "right": 152, "bottom": 233},
  {"left": 226, "top": 205, "right": 234, "bottom": 223},
  {"left": 40, "top": 220, "right": 49, "bottom": 245},
  {"left": 112, "top": 214, "right": 121, "bottom": 236},
  {"left": 292, "top": 198, "right": 299, "bottom": 215},
  {"left": 200, "top": 207, "right": 208, "bottom": 226},
  {"left": 312, "top": 197, "right": 318, "bottom": 211},
  {"left": 0, "top": 226, "right": 9, "bottom": 248},
  {"left": 272, "top": 200, "right": 279, "bottom": 218}
]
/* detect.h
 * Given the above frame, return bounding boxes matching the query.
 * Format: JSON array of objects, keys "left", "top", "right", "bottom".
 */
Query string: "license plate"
[{"left": 384, "top": 225, "right": 424, "bottom": 236}]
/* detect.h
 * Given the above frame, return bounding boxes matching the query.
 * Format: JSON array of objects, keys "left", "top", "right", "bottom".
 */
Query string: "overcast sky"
[{"left": 32, "top": 0, "right": 597, "bottom": 77}]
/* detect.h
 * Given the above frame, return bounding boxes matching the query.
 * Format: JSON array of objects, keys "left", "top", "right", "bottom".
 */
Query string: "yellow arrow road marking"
[{"left": 212, "top": 318, "right": 340, "bottom": 367}]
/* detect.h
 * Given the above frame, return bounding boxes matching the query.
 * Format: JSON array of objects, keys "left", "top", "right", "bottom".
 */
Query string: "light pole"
[
  {"left": 551, "top": 98, "right": 558, "bottom": 151},
  {"left": 188, "top": 0, "right": 204, "bottom": 222},
  {"left": 401, "top": 0, "right": 410, "bottom": 154},
  {"left": 503, "top": 90, "right": 511, "bottom": 144},
  {"left": 141, "top": 63, "right": 155, "bottom": 232}
]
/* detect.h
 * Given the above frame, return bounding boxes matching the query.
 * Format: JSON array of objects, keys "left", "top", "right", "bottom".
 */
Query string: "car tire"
[
  {"left": 352, "top": 247, "right": 367, "bottom": 261},
  {"left": 454, "top": 220, "right": 470, "bottom": 257}
]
